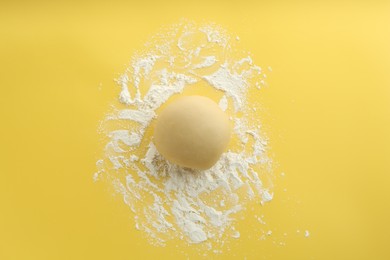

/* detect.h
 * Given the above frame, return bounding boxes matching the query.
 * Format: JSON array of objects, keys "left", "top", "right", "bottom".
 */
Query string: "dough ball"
[{"left": 154, "top": 95, "right": 231, "bottom": 170}]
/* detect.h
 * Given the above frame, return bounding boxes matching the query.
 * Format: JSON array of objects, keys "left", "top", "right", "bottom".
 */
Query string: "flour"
[
  {"left": 218, "top": 95, "right": 228, "bottom": 112},
  {"left": 96, "top": 22, "right": 274, "bottom": 250},
  {"left": 203, "top": 65, "right": 248, "bottom": 112},
  {"left": 261, "top": 190, "right": 274, "bottom": 204},
  {"left": 193, "top": 56, "right": 218, "bottom": 69}
]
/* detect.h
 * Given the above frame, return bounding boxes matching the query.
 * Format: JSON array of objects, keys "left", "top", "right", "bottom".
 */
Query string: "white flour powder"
[{"left": 96, "top": 22, "right": 274, "bottom": 249}]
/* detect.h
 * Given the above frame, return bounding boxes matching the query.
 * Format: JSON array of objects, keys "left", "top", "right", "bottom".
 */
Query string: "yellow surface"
[{"left": 1, "top": 1, "right": 390, "bottom": 259}]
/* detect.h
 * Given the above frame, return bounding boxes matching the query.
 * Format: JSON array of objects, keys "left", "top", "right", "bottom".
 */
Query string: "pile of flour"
[{"left": 95, "top": 22, "right": 274, "bottom": 248}]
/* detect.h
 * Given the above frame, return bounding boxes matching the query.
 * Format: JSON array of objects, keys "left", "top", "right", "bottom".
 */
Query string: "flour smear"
[{"left": 95, "top": 21, "right": 274, "bottom": 252}]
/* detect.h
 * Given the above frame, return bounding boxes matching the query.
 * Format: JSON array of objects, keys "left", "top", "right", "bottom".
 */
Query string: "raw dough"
[{"left": 154, "top": 95, "right": 231, "bottom": 170}]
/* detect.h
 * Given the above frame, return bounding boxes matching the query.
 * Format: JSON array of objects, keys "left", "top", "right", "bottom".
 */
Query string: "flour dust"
[{"left": 95, "top": 21, "right": 274, "bottom": 251}]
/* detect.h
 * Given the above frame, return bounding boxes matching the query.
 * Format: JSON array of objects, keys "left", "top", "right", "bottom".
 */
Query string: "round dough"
[{"left": 154, "top": 95, "right": 231, "bottom": 170}]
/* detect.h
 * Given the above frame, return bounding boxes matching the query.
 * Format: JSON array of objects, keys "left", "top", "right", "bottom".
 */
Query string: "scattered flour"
[
  {"left": 218, "top": 95, "right": 228, "bottom": 112},
  {"left": 96, "top": 22, "right": 274, "bottom": 250},
  {"left": 261, "top": 190, "right": 274, "bottom": 204}
]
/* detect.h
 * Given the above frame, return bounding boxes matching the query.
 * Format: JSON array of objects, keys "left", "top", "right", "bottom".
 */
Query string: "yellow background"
[{"left": 1, "top": 1, "right": 390, "bottom": 259}]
